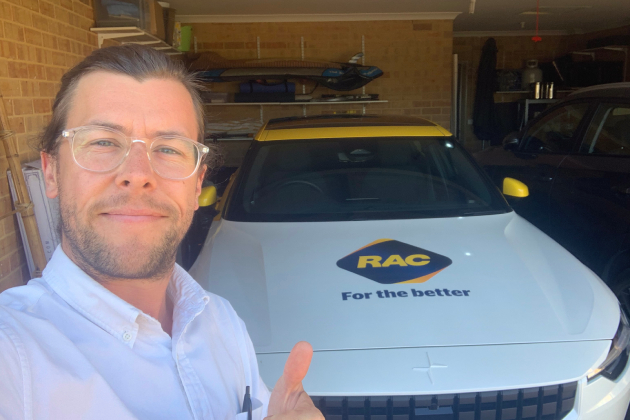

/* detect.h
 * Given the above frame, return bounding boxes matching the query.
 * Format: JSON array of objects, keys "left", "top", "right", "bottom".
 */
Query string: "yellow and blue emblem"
[{"left": 337, "top": 239, "right": 452, "bottom": 284}]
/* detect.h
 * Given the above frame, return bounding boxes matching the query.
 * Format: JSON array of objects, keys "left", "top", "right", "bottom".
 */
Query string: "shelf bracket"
[
  {"left": 362, "top": 35, "right": 366, "bottom": 96},
  {"left": 301, "top": 36, "right": 306, "bottom": 95},
  {"left": 90, "top": 27, "right": 181, "bottom": 55},
  {"left": 257, "top": 36, "right": 261, "bottom": 59}
]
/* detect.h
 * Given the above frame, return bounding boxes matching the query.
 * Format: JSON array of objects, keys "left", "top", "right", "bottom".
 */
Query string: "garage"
[{"left": 1, "top": 0, "right": 630, "bottom": 419}]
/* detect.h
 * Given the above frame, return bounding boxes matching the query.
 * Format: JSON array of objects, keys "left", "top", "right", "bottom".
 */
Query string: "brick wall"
[
  {"left": 0, "top": 0, "right": 97, "bottom": 292},
  {"left": 189, "top": 20, "right": 454, "bottom": 166}
]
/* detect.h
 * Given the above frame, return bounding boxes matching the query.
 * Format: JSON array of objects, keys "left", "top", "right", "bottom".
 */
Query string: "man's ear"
[
  {"left": 194, "top": 165, "right": 207, "bottom": 211},
  {"left": 41, "top": 152, "right": 59, "bottom": 199}
]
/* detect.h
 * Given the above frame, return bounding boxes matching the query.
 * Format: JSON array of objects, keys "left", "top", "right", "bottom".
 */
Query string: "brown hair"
[{"left": 37, "top": 44, "right": 221, "bottom": 170}]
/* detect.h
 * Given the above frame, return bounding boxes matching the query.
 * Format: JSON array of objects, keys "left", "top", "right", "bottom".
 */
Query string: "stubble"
[{"left": 58, "top": 181, "right": 194, "bottom": 281}]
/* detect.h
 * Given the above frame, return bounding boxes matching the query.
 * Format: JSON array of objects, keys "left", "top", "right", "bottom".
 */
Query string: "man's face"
[{"left": 42, "top": 71, "right": 205, "bottom": 280}]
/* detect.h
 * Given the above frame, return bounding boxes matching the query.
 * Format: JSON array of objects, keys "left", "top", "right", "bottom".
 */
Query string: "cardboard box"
[
  {"left": 93, "top": 0, "right": 145, "bottom": 29},
  {"left": 8, "top": 160, "right": 61, "bottom": 276},
  {"left": 163, "top": 7, "right": 176, "bottom": 45},
  {"left": 148, "top": 0, "right": 165, "bottom": 40}
]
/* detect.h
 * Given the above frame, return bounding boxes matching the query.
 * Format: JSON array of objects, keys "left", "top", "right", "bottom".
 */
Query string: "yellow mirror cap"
[
  {"left": 503, "top": 177, "right": 529, "bottom": 198},
  {"left": 198, "top": 185, "right": 218, "bottom": 207}
]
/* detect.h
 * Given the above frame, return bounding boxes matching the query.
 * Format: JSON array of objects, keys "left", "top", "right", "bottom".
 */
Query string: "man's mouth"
[{"left": 100, "top": 208, "right": 168, "bottom": 222}]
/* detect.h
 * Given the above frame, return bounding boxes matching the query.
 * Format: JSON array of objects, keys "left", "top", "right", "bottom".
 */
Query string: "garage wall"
[
  {"left": 0, "top": 0, "right": 97, "bottom": 292},
  {"left": 189, "top": 20, "right": 454, "bottom": 140},
  {"left": 453, "top": 25, "right": 630, "bottom": 148},
  {"left": 0, "top": 15, "right": 455, "bottom": 291}
]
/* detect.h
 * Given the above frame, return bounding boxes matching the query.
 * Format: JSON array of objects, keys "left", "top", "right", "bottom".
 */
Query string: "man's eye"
[
  {"left": 156, "top": 147, "right": 182, "bottom": 156},
  {"left": 89, "top": 139, "right": 119, "bottom": 147}
]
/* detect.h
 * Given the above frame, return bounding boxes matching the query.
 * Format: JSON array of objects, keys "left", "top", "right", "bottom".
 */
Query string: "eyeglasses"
[{"left": 61, "top": 125, "right": 209, "bottom": 180}]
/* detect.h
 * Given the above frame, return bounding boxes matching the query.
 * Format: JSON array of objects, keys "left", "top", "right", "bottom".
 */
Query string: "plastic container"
[
  {"left": 178, "top": 25, "right": 192, "bottom": 52},
  {"left": 94, "top": 0, "right": 150, "bottom": 30},
  {"left": 521, "top": 59, "right": 543, "bottom": 89},
  {"left": 173, "top": 21, "right": 181, "bottom": 49}
]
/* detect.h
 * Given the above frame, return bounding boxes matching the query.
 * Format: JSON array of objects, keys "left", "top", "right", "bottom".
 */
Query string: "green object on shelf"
[{"left": 178, "top": 25, "right": 192, "bottom": 52}]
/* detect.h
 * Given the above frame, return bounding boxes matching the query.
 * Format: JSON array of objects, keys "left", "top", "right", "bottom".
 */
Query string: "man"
[{"left": 0, "top": 45, "right": 323, "bottom": 420}]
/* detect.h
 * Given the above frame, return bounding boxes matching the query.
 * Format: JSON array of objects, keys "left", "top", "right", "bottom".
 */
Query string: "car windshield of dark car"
[{"left": 226, "top": 137, "right": 509, "bottom": 222}]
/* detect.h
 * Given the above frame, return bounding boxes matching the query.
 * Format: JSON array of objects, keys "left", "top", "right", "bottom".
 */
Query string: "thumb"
[
  {"left": 268, "top": 341, "right": 313, "bottom": 416},
  {"left": 281, "top": 341, "right": 313, "bottom": 389}
]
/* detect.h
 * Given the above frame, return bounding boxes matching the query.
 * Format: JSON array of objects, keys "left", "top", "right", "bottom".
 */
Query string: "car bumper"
[
  {"left": 573, "top": 355, "right": 630, "bottom": 420},
  {"left": 259, "top": 342, "right": 630, "bottom": 419}
]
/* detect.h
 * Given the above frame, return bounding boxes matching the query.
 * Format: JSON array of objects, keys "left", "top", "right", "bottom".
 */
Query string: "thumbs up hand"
[{"left": 265, "top": 341, "right": 324, "bottom": 420}]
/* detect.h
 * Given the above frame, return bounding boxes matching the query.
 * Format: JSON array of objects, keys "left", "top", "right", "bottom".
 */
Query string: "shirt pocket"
[{"left": 235, "top": 397, "right": 264, "bottom": 420}]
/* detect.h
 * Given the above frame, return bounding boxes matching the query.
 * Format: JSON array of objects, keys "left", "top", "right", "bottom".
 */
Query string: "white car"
[{"left": 190, "top": 115, "right": 630, "bottom": 420}]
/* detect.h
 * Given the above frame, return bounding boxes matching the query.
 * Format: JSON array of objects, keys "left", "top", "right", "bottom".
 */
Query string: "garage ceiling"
[{"left": 169, "top": 0, "right": 630, "bottom": 34}]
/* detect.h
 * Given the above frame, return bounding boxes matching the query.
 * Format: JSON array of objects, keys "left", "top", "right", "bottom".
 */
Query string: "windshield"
[{"left": 225, "top": 137, "right": 509, "bottom": 222}]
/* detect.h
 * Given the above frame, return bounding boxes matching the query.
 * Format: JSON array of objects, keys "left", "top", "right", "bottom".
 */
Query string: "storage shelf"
[
  {"left": 203, "top": 100, "right": 388, "bottom": 106},
  {"left": 569, "top": 45, "right": 628, "bottom": 82},
  {"left": 495, "top": 90, "right": 575, "bottom": 94},
  {"left": 572, "top": 45, "right": 628, "bottom": 54},
  {"left": 90, "top": 27, "right": 181, "bottom": 55}
]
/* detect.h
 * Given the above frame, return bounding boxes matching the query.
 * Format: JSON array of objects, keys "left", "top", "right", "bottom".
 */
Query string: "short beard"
[{"left": 58, "top": 182, "right": 193, "bottom": 282}]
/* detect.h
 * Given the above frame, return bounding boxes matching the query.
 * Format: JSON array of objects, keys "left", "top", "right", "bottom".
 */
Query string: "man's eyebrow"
[
  {"left": 85, "top": 121, "right": 192, "bottom": 139},
  {"left": 86, "top": 120, "right": 127, "bottom": 132},
  {"left": 154, "top": 129, "right": 192, "bottom": 138}
]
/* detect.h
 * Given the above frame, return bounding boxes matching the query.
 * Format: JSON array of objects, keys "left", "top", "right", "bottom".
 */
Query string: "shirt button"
[{"left": 122, "top": 331, "right": 133, "bottom": 342}]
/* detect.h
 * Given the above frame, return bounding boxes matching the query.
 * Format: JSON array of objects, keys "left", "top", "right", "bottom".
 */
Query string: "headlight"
[{"left": 587, "top": 310, "right": 630, "bottom": 381}]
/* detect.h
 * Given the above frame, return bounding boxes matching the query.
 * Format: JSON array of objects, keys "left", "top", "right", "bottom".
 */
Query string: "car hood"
[
  {"left": 257, "top": 341, "right": 611, "bottom": 394},
  {"left": 189, "top": 212, "right": 619, "bottom": 354}
]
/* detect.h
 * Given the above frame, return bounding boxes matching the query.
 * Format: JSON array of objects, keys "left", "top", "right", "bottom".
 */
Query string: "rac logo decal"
[{"left": 336, "top": 239, "right": 452, "bottom": 284}]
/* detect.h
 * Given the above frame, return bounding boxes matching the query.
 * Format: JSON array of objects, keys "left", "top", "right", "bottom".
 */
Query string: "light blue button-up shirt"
[{"left": 0, "top": 247, "right": 270, "bottom": 420}]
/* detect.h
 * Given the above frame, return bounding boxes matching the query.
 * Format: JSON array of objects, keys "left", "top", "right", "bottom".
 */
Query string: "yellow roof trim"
[
  {"left": 258, "top": 125, "right": 451, "bottom": 141},
  {"left": 254, "top": 122, "right": 269, "bottom": 141}
]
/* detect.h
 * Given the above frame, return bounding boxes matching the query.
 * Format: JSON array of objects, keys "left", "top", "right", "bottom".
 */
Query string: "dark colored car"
[{"left": 475, "top": 82, "right": 630, "bottom": 312}]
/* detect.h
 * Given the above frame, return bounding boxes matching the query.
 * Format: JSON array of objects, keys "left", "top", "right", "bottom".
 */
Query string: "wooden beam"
[{"left": 0, "top": 92, "right": 47, "bottom": 278}]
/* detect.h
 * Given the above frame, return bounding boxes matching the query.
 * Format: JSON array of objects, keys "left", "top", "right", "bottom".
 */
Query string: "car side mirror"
[
  {"left": 503, "top": 132, "right": 521, "bottom": 150},
  {"left": 502, "top": 177, "right": 529, "bottom": 198},
  {"left": 198, "top": 185, "right": 218, "bottom": 207}
]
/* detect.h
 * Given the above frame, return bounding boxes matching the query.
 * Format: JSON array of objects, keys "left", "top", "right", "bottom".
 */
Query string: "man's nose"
[{"left": 115, "top": 140, "right": 157, "bottom": 188}]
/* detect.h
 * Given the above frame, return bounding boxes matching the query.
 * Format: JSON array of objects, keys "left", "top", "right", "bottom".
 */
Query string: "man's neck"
[
  {"left": 100, "top": 278, "right": 174, "bottom": 336},
  {"left": 62, "top": 242, "right": 175, "bottom": 336}
]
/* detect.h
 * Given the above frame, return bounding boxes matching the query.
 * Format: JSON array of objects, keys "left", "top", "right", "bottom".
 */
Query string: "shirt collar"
[
  {"left": 43, "top": 246, "right": 209, "bottom": 348},
  {"left": 168, "top": 265, "right": 210, "bottom": 344}
]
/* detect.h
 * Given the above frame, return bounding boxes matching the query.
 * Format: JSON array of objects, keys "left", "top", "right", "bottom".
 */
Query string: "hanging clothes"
[{"left": 473, "top": 38, "right": 500, "bottom": 143}]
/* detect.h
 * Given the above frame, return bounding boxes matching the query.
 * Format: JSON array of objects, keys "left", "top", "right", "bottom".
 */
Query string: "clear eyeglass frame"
[{"left": 61, "top": 125, "right": 210, "bottom": 180}]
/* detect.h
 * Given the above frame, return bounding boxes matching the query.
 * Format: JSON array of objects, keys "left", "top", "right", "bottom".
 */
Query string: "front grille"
[{"left": 311, "top": 381, "right": 577, "bottom": 420}]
